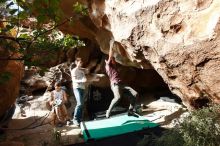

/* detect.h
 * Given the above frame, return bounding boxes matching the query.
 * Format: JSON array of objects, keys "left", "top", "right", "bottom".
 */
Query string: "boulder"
[
  {"left": 88, "top": 0, "right": 220, "bottom": 108},
  {"left": 0, "top": 54, "right": 24, "bottom": 117}
]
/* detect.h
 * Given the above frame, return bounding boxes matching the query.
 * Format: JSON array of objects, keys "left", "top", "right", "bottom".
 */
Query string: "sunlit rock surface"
[
  {"left": 2, "top": 0, "right": 220, "bottom": 117},
  {"left": 21, "top": 0, "right": 220, "bottom": 108},
  {"left": 88, "top": 0, "right": 220, "bottom": 108}
]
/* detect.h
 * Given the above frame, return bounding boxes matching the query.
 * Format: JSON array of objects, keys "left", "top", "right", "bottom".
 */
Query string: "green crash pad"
[{"left": 80, "top": 113, "right": 159, "bottom": 141}]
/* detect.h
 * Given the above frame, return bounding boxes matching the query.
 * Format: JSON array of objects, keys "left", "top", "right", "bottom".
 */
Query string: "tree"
[{"left": 0, "top": 0, "right": 88, "bottom": 82}]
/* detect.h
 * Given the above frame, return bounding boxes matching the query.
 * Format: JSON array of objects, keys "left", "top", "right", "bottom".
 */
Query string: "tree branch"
[
  {"left": 0, "top": 35, "right": 19, "bottom": 42},
  {"left": 0, "top": 20, "right": 11, "bottom": 23},
  {"left": 0, "top": 35, "right": 25, "bottom": 47},
  {"left": 16, "top": 3, "right": 20, "bottom": 38},
  {"left": 0, "top": 18, "right": 71, "bottom": 62},
  {"left": 38, "top": 19, "right": 70, "bottom": 37},
  {"left": 0, "top": 57, "right": 24, "bottom": 61},
  {"left": 0, "top": 35, "right": 24, "bottom": 56},
  {"left": 26, "top": 18, "right": 71, "bottom": 50}
]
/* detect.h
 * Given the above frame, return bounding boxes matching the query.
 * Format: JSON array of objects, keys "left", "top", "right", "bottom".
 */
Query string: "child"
[{"left": 49, "top": 81, "right": 70, "bottom": 126}]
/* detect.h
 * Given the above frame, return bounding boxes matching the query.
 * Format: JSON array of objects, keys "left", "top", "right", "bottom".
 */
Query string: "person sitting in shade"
[{"left": 49, "top": 81, "right": 71, "bottom": 126}]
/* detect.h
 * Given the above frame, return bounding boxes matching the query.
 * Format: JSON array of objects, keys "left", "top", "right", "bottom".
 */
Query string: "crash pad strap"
[{"left": 82, "top": 121, "right": 91, "bottom": 139}]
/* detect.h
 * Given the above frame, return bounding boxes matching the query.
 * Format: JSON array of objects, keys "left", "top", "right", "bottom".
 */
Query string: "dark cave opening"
[{"left": 86, "top": 66, "right": 182, "bottom": 120}]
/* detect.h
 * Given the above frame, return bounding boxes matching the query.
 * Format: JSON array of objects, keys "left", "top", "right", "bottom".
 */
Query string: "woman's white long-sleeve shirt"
[{"left": 71, "top": 67, "right": 87, "bottom": 89}]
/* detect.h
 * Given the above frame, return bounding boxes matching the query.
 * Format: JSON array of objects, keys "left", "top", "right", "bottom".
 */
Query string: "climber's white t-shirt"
[{"left": 71, "top": 67, "right": 86, "bottom": 89}]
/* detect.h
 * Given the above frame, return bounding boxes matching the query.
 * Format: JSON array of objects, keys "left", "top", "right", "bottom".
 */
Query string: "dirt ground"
[{"left": 0, "top": 92, "right": 186, "bottom": 146}]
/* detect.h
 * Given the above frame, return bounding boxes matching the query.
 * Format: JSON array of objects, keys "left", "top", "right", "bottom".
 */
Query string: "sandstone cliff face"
[
  {"left": 88, "top": 0, "right": 220, "bottom": 108},
  {"left": 0, "top": 21, "right": 24, "bottom": 117},
  {"left": 0, "top": 47, "right": 24, "bottom": 117},
  {"left": 58, "top": 0, "right": 97, "bottom": 41},
  {"left": 30, "top": 0, "right": 220, "bottom": 108},
  {"left": 2, "top": 0, "right": 219, "bottom": 116}
]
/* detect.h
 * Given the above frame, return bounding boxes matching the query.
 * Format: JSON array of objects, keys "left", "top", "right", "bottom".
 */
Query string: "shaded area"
[{"left": 68, "top": 126, "right": 165, "bottom": 146}]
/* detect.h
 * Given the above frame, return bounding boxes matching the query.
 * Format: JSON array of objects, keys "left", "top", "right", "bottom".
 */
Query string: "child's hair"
[
  {"left": 75, "top": 57, "right": 82, "bottom": 63},
  {"left": 54, "top": 81, "right": 61, "bottom": 87}
]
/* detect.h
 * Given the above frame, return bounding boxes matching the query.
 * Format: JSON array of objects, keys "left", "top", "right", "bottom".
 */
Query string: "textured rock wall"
[
  {"left": 0, "top": 48, "right": 24, "bottom": 117},
  {"left": 88, "top": 0, "right": 220, "bottom": 108},
  {"left": 8, "top": 0, "right": 220, "bottom": 110},
  {"left": 0, "top": 21, "right": 24, "bottom": 117}
]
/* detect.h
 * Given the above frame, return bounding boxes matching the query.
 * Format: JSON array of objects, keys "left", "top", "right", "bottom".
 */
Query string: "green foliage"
[
  {"left": 73, "top": 2, "right": 88, "bottom": 16},
  {"left": 153, "top": 129, "right": 184, "bottom": 146},
  {"left": 0, "top": 0, "right": 86, "bottom": 68},
  {"left": 179, "top": 104, "right": 220, "bottom": 146},
  {"left": 23, "top": 0, "right": 63, "bottom": 23},
  {"left": 58, "top": 34, "right": 85, "bottom": 48},
  {"left": 137, "top": 133, "right": 158, "bottom": 146},
  {"left": 0, "top": 0, "right": 7, "bottom": 3},
  {"left": 21, "top": 29, "right": 85, "bottom": 67},
  {"left": 0, "top": 0, "right": 87, "bottom": 84},
  {"left": 148, "top": 104, "right": 220, "bottom": 146}
]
